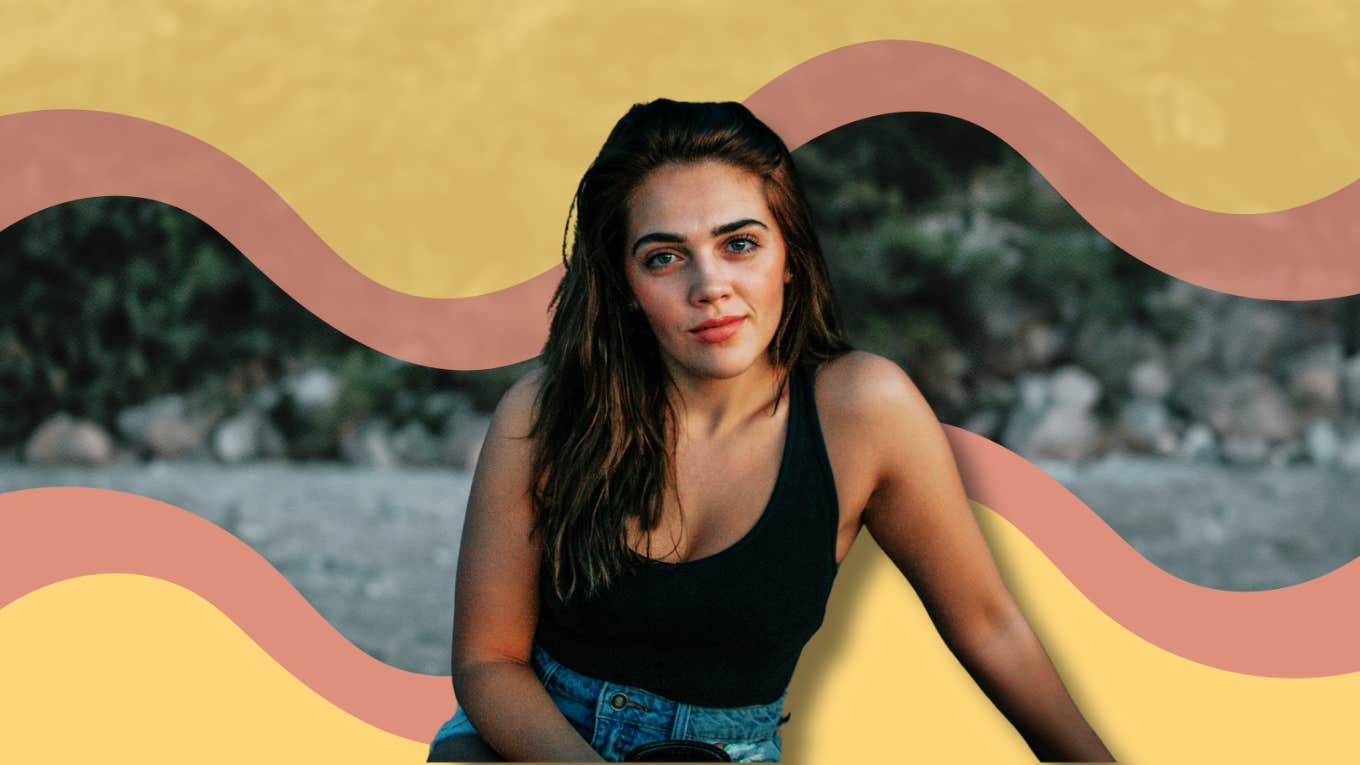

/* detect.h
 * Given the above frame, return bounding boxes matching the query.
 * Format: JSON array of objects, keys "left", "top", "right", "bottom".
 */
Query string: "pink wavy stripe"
[
  {"left": 0, "top": 42, "right": 1354, "bottom": 379},
  {"left": 747, "top": 40, "right": 1360, "bottom": 300},
  {"left": 4, "top": 451, "right": 1358, "bottom": 707},
  {"left": 0, "top": 487, "right": 452, "bottom": 742},
  {"left": 0, "top": 109, "right": 559, "bottom": 371},
  {"left": 944, "top": 425, "right": 1360, "bottom": 677}
]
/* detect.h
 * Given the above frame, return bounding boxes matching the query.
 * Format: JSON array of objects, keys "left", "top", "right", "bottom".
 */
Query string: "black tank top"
[{"left": 534, "top": 362, "right": 841, "bottom": 707}]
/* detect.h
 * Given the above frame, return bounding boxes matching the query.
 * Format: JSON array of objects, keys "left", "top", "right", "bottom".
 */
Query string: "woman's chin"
[{"left": 667, "top": 346, "right": 767, "bottom": 382}]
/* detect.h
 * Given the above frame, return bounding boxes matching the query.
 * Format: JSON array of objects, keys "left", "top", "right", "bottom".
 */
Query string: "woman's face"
[{"left": 624, "top": 161, "right": 791, "bottom": 383}]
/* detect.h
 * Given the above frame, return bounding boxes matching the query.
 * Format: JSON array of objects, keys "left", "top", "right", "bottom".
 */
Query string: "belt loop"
[{"left": 670, "top": 699, "right": 691, "bottom": 739}]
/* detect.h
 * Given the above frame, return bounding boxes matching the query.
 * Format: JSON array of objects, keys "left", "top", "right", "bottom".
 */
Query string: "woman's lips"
[{"left": 688, "top": 316, "right": 745, "bottom": 344}]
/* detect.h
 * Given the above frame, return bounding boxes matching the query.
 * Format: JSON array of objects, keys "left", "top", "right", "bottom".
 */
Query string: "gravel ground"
[
  {"left": 1, "top": 460, "right": 468, "bottom": 675},
  {"left": 3, "top": 456, "right": 1356, "bottom": 674}
]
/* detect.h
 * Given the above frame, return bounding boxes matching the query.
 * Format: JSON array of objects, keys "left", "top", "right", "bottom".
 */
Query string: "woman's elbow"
[{"left": 946, "top": 597, "right": 1032, "bottom": 666}]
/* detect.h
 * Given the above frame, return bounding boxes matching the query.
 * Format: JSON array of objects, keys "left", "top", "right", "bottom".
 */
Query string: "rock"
[
  {"left": 1168, "top": 373, "right": 1224, "bottom": 425},
  {"left": 1000, "top": 374, "right": 1049, "bottom": 447},
  {"left": 116, "top": 395, "right": 214, "bottom": 459},
  {"left": 1129, "top": 358, "right": 1173, "bottom": 401},
  {"left": 1178, "top": 424, "right": 1218, "bottom": 462},
  {"left": 1072, "top": 324, "right": 1160, "bottom": 392},
  {"left": 1286, "top": 345, "right": 1342, "bottom": 418},
  {"left": 1049, "top": 366, "right": 1101, "bottom": 411},
  {"left": 212, "top": 410, "right": 286, "bottom": 464},
  {"left": 341, "top": 418, "right": 398, "bottom": 469},
  {"left": 1019, "top": 407, "right": 1103, "bottom": 461},
  {"left": 1118, "top": 400, "right": 1177, "bottom": 455},
  {"left": 1002, "top": 367, "right": 1104, "bottom": 461},
  {"left": 284, "top": 368, "right": 340, "bottom": 412},
  {"left": 24, "top": 413, "right": 114, "bottom": 465},
  {"left": 1207, "top": 373, "right": 1298, "bottom": 445},
  {"left": 391, "top": 421, "right": 443, "bottom": 467},
  {"left": 1303, "top": 420, "right": 1341, "bottom": 466},
  {"left": 1015, "top": 374, "right": 1048, "bottom": 411},
  {"left": 148, "top": 418, "right": 210, "bottom": 459}
]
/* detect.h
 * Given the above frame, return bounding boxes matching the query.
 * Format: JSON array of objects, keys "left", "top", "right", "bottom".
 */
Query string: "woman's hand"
[
  {"left": 847, "top": 353, "right": 1113, "bottom": 762},
  {"left": 451, "top": 370, "right": 604, "bottom": 762}
]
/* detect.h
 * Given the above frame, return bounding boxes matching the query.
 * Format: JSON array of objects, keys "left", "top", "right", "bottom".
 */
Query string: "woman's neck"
[{"left": 665, "top": 357, "right": 788, "bottom": 439}]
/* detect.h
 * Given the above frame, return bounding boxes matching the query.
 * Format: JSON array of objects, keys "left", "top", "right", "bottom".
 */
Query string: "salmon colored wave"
[
  {"left": 0, "top": 487, "right": 453, "bottom": 742},
  {"left": 944, "top": 425, "right": 1360, "bottom": 677},
  {"left": 4, "top": 442, "right": 1359, "bottom": 722},
  {"left": 0, "top": 47, "right": 1356, "bottom": 369},
  {"left": 746, "top": 40, "right": 1360, "bottom": 301},
  {"left": 0, "top": 109, "right": 559, "bottom": 371}
]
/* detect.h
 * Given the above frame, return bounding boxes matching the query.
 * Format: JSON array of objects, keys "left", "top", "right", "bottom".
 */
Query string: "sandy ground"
[{"left": 3, "top": 456, "right": 1355, "bottom": 674}]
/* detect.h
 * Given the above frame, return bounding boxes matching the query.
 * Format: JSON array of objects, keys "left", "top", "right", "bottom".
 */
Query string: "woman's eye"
[
  {"left": 726, "top": 237, "right": 757, "bottom": 254},
  {"left": 645, "top": 251, "right": 678, "bottom": 269}
]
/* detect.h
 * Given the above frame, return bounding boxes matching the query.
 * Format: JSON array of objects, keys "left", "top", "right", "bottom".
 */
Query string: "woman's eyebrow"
[
  {"left": 711, "top": 218, "right": 768, "bottom": 236},
  {"left": 630, "top": 219, "right": 769, "bottom": 257},
  {"left": 631, "top": 231, "right": 684, "bottom": 256}
]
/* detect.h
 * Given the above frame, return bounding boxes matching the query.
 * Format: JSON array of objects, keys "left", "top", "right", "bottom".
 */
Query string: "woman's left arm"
[{"left": 849, "top": 355, "right": 1113, "bottom": 762}]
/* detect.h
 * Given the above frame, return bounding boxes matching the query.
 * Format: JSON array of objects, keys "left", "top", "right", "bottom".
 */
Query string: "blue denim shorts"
[{"left": 429, "top": 644, "right": 786, "bottom": 762}]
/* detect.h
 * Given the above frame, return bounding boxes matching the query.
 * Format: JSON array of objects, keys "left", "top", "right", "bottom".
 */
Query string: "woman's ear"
[{"left": 783, "top": 269, "right": 793, "bottom": 284}]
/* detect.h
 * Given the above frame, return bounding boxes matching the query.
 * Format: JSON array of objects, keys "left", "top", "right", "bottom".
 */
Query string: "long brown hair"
[{"left": 532, "top": 99, "right": 850, "bottom": 599}]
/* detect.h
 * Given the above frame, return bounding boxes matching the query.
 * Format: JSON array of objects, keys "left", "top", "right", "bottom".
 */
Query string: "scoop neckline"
[{"left": 631, "top": 366, "right": 801, "bottom": 570}]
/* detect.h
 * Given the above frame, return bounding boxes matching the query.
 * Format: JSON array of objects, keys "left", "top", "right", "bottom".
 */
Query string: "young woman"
[{"left": 428, "top": 100, "right": 1113, "bottom": 762}]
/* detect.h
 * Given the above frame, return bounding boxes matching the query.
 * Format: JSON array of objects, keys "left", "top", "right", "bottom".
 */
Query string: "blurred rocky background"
[
  {"left": 797, "top": 114, "right": 1360, "bottom": 470},
  {"left": 3, "top": 113, "right": 1357, "bottom": 674}
]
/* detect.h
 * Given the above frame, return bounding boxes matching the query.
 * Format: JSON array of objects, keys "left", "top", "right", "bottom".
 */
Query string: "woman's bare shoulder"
[
  {"left": 488, "top": 366, "right": 547, "bottom": 440},
  {"left": 814, "top": 350, "right": 933, "bottom": 425},
  {"left": 810, "top": 352, "right": 943, "bottom": 531}
]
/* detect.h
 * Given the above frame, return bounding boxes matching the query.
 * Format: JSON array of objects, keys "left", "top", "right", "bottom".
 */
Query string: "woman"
[{"left": 429, "top": 99, "right": 1112, "bottom": 762}]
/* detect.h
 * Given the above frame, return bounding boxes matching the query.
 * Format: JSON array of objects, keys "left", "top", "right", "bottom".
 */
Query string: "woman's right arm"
[{"left": 451, "top": 370, "right": 603, "bottom": 762}]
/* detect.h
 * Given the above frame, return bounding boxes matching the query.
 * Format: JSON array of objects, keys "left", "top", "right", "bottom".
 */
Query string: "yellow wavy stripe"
[
  {"left": 5, "top": 1, "right": 1358, "bottom": 296},
  {"left": 3, "top": 506, "right": 1356, "bottom": 763},
  {"left": 789, "top": 503, "right": 1358, "bottom": 763},
  {"left": 0, "top": 575, "right": 425, "bottom": 764}
]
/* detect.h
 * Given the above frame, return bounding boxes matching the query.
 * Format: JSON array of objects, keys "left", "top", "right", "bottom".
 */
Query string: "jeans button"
[{"left": 609, "top": 692, "right": 628, "bottom": 710}]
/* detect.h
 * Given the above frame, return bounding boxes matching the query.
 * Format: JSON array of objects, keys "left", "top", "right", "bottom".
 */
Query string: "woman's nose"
[{"left": 688, "top": 252, "right": 733, "bottom": 305}]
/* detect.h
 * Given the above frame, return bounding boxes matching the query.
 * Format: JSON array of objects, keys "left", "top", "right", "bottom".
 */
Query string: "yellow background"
[
  {"left": 4, "top": 1, "right": 1358, "bottom": 762},
  {"left": 4, "top": 1, "right": 1358, "bottom": 295}
]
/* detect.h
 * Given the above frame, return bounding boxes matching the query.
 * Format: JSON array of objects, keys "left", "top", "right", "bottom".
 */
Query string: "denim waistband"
[{"left": 530, "top": 643, "right": 786, "bottom": 744}]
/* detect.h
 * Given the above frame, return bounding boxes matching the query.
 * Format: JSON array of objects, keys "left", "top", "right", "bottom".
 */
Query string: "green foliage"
[
  {"left": 0, "top": 197, "right": 530, "bottom": 448},
  {"left": 1, "top": 113, "right": 1187, "bottom": 448}
]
